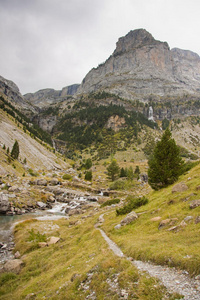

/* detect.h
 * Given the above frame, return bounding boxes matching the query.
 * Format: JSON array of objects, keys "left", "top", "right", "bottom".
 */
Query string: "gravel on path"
[{"left": 97, "top": 214, "right": 200, "bottom": 300}]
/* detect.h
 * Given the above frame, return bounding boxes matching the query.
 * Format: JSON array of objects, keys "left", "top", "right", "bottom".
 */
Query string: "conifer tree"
[
  {"left": 11, "top": 140, "right": 19, "bottom": 160},
  {"left": 120, "top": 167, "right": 126, "bottom": 177},
  {"left": 107, "top": 159, "right": 120, "bottom": 181},
  {"left": 148, "top": 128, "right": 183, "bottom": 190}
]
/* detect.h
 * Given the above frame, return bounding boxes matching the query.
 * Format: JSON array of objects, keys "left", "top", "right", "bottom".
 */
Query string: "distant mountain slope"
[
  {"left": 24, "top": 84, "right": 80, "bottom": 109},
  {"left": 0, "top": 108, "right": 69, "bottom": 175},
  {"left": 0, "top": 75, "right": 36, "bottom": 114},
  {"left": 77, "top": 29, "right": 200, "bottom": 100}
]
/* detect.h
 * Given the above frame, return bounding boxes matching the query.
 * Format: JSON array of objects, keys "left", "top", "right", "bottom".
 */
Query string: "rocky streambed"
[{"left": 0, "top": 178, "right": 107, "bottom": 267}]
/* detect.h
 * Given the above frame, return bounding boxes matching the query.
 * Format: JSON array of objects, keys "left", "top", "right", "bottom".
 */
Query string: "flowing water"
[{"left": 0, "top": 202, "right": 71, "bottom": 264}]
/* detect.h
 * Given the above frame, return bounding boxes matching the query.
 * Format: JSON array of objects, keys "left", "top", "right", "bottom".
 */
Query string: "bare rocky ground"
[
  {"left": 97, "top": 214, "right": 200, "bottom": 300},
  {"left": 0, "top": 112, "right": 69, "bottom": 174}
]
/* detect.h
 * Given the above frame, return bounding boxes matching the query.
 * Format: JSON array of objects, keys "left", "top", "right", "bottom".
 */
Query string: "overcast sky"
[{"left": 1, "top": 0, "right": 200, "bottom": 94}]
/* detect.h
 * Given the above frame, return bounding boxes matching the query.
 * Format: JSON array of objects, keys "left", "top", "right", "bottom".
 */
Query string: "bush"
[
  {"left": 85, "top": 170, "right": 92, "bottom": 181},
  {"left": 110, "top": 180, "right": 126, "bottom": 190},
  {"left": 28, "top": 229, "right": 46, "bottom": 242},
  {"left": 116, "top": 196, "right": 149, "bottom": 216},
  {"left": 181, "top": 161, "right": 199, "bottom": 174},
  {"left": 28, "top": 169, "right": 38, "bottom": 176},
  {"left": 101, "top": 198, "right": 120, "bottom": 207},
  {"left": 62, "top": 174, "right": 72, "bottom": 180}
]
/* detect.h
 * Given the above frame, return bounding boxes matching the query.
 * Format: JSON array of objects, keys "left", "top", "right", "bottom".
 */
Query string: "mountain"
[
  {"left": 77, "top": 29, "right": 200, "bottom": 100},
  {"left": 0, "top": 75, "right": 36, "bottom": 115},
  {"left": 24, "top": 84, "right": 80, "bottom": 109}
]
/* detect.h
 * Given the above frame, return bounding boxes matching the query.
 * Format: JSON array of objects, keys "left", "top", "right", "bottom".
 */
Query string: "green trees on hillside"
[
  {"left": 148, "top": 128, "right": 183, "bottom": 190},
  {"left": 107, "top": 159, "right": 120, "bottom": 181},
  {"left": 11, "top": 140, "right": 19, "bottom": 159}
]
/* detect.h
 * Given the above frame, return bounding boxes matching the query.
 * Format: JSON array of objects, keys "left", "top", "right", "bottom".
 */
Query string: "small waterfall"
[
  {"left": 52, "top": 139, "right": 56, "bottom": 150},
  {"left": 47, "top": 201, "right": 68, "bottom": 214},
  {"left": 148, "top": 106, "right": 154, "bottom": 121}
]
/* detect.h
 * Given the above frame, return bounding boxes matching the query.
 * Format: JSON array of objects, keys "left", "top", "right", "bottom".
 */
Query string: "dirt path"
[{"left": 97, "top": 214, "right": 200, "bottom": 300}]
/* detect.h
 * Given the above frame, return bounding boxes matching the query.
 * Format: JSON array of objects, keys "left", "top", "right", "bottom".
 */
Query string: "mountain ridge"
[{"left": 77, "top": 28, "right": 200, "bottom": 100}]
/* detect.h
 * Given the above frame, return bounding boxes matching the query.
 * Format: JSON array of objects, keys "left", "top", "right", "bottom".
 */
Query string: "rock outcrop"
[
  {"left": 0, "top": 75, "right": 36, "bottom": 114},
  {"left": 77, "top": 29, "right": 200, "bottom": 100},
  {"left": 24, "top": 84, "right": 80, "bottom": 109}
]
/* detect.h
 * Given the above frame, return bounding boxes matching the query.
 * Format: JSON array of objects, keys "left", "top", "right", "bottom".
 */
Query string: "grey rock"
[
  {"left": 0, "top": 193, "right": 10, "bottom": 213},
  {"left": 3, "top": 259, "right": 24, "bottom": 274},
  {"left": 36, "top": 179, "right": 47, "bottom": 186},
  {"left": 87, "top": 196, "right": 98, "bottom": 202},
  {"left": 184, "top": 216, "right": 193, "bottom": 222},
  {"left": 37, "top": 201, "right": 47, "bottom": 209},
  {"left": 50, "top": 178, "right": 59, "bottom": 186},
  {"left": 120, "top": 211, "right": 138, "bottom": 226},
  {"left": 14, "top": 251, "right": 21, "bottom": 259},
  {"left": 114, "top": 224, "right": 121, "bottom": 230},
  {"left": 190, "top": 200, "right": 200, "bottom": 209},
  {"left": 195, "top": 216, "right": 200, "bottom": 224},
  {"left": 8, "top": 185, "right": 20, "bottom": 192},
  {"left": 172, "top": 182, "right": 188, "bottom": 193}
]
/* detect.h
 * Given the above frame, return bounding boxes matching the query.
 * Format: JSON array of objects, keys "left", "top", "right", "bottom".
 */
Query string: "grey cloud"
[{"left": 0, "top": 0, "right": 200, "bottom": 94}]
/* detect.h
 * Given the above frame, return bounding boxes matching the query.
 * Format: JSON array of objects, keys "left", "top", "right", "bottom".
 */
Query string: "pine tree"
[
  {"left": 107, "top": 159, "right": 120, "bottom": 181},
  {"left": 11, "top": 140, "right": 19, "bottom": 160},
  {"left": 134, "top": 165, "right": 140, "bottom": 179},
  {"left": 127, "top": 166, "right": 134, "bottom": 180},
  {"left": 148, "top": 128, "right": 183, "bottom": 190},
  {"left": 120, "top": 167, "right": 126, "bottom": 177}
]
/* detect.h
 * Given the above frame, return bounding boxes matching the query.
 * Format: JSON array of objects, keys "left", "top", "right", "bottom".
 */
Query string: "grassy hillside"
[
  {"left": 0, "top": 108, "right": 69, "bottom": 175},
  {"left": 0, "top": 214, "right": 181, "bottom": 299},
  {"left": 101, "top": 162, "right": 200, "bottom": 276}
]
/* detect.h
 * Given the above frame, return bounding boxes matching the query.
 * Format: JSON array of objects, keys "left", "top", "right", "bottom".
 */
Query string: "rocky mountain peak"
[
  {"left": 77, "top": 28, "right": 200, "bottom": 100},
  {"left": 113, "top": 28, "right": 164, "bottom": 56}
]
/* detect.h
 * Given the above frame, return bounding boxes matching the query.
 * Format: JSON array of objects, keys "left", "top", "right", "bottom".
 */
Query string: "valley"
[{"left": 0, "top": 28, "right": 200, "bottom": 299}]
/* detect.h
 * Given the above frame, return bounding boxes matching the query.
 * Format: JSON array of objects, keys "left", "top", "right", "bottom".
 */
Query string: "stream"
[{"left": 0, "top": 200, "right": 79, "bottom": 265}]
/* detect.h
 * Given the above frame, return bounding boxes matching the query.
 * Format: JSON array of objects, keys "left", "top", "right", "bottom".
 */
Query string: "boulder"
[
  {"left": 158, "top": 219, "right": 171, "bottom": 229},
  {"left": 48, "top": 236, "right": 60, "bottom": 245},
  {"left": 3, "top": 259, "right": 24, "bottom": 274},
  {"left": 37, "top": 201, "right": 47, "bottom": 209},
  {"left": 115, "top": 224, "right": 122, "bottom": 230},
  {"left": 48, "top": 195, "right": 55, "bottom": 203},
  {"left": 50, "top": 178, "right": 59, "bottom": 186},
  {"left": 195, "top": 216, "right": 200, "bottom": 224},
  {"left": 150, "top": 216, "right": 162, "bottom": 222},
  {"left": 120, "top": 211, "right": 138, "bottom": 226},
  {"left": 14, "top": 251, "right": 21, "bottom": 259},
  {"left": 172, "top": 182, "right": 188, "bottom": 193},
  {"left": 189, "top": 200, "right": 200, "bottom": 209},
  {"left": 36, "top": 179, "right": 47, "bottom": 186},
  {"left": 87, "top": 196, "right": 98, "bottom": 202},
  {"left": 184, "top": 216, "right": 193, "bottom": 222},
  {"left": 0, "top": 193, "right": 10, "bottom": 213},
  {"left": 38, "top": 242, "right": 48, "bottom": 248},
  {"left": 8, "top": 185, "right": 20, "bottom": 192}
]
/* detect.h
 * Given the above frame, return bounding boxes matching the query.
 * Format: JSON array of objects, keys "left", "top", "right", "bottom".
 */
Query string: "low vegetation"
[
  {"left": 102, "top": 162, "right": 200, "bottom": 276},
  {"left": 0, "top": 214, "right": 181, "bottom": 299},
  {"left": 116, "top": 196, "right": 149, "bottom": 215}
]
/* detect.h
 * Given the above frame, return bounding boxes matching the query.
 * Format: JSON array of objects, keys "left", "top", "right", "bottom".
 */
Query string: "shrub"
[
  {"left": 116, "top": 196, "right": 149, "bottom": 216},
  {"left": 101, "top": 198, "right": 120, "bottom": 207},
  {"left": 28, "top": 169, "right": 38, "bottom": 176},
  {"left": 11, "top": 140, "right": 19, "bottom": 159},
  {"left": 85, "top": 171, "right": 92, "bottom": 181},
  {"left": 62, "top": 174, "right": 72, "bottom": 180},
  {"left": 110, "top": 180, "right": 126, "bottom": 190},
  {"left": 28, "top": 229, "right": 46, "bottom": 242}
]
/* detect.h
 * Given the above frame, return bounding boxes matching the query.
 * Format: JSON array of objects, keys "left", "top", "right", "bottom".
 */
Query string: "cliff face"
[
  {"left": 0, "top": 75, "right": 35, "bottom": 113},
  {"left": 24, "top": 84, "right": 80, "bottom": 109},
  {"left": 77, "top": 29, "right": 200, "bottom": 100}
]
